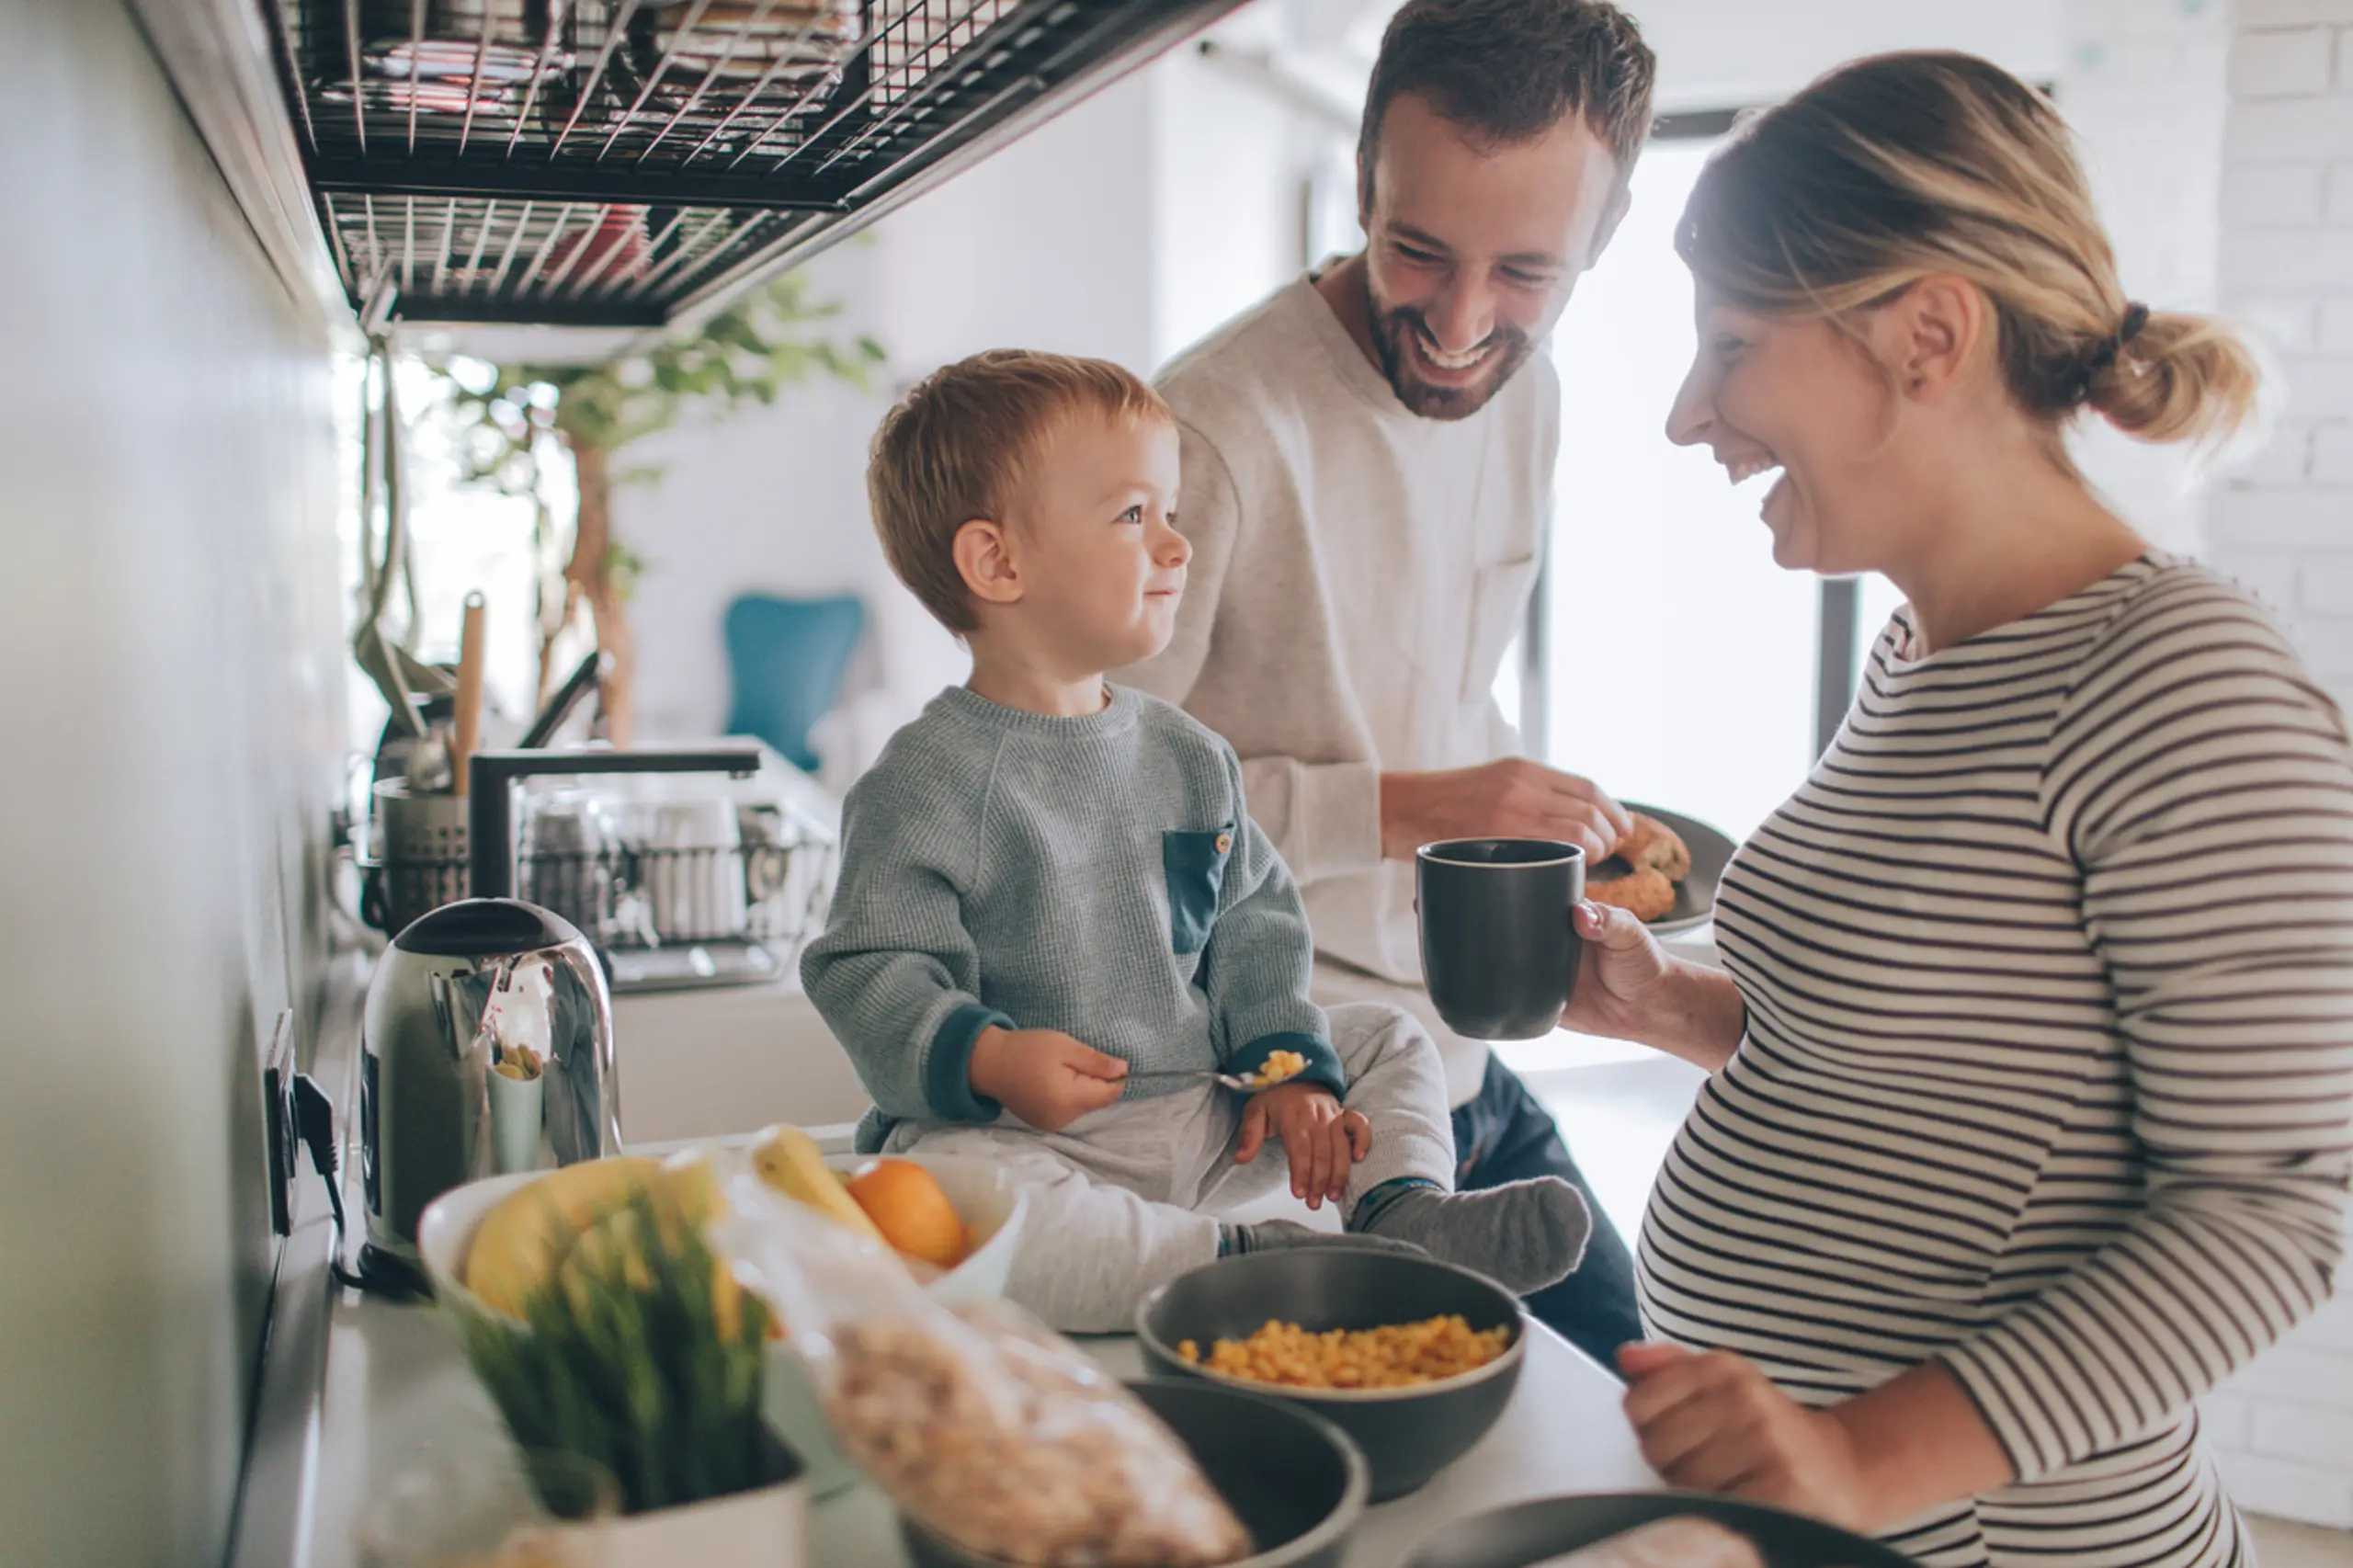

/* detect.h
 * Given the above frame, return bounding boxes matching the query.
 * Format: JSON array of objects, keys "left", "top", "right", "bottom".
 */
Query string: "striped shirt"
[{"left": 1637, "top": 556, "right": 2353, "bottom": 1567}]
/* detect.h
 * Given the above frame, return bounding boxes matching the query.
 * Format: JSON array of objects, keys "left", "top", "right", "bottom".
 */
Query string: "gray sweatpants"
[{"left": 882, "top": 1003, "right": 1456, "bottom": 1331}]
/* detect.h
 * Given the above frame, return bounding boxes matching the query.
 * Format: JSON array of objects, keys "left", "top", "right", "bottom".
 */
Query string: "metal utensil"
[
  {"left": 1128, "top": 1067, "right": 1290, "bottom": 1092},
  {"left": 518, "top": 650, "right": 611, "bottom": 748},
  {"left": 450, "top": 591, "right": 487, "bottom": 795}
]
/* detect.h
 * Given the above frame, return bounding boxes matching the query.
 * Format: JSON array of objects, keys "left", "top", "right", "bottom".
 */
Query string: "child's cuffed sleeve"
[{"left": 1201, "top": 749, "right": 1343, "bottom": 1096}]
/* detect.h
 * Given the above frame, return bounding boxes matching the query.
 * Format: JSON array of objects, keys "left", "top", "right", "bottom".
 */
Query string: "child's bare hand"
[
  {"left": 1234, "top": 1083, "right": 1371, "bottom": 1210},
  {"left": 969, "top": 1026, "right": 1128, "bottom": 1131}
]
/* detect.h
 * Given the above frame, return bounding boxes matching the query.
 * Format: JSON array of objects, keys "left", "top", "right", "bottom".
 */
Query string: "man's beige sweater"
[{"left": 1120, "top": 273, "right": 1559, "bottom": 1107}]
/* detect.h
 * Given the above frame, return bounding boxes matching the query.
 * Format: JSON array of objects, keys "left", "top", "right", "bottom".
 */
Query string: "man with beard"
[{"left": 1120, "top": 0, "right": 1656, "bottom": 1364}]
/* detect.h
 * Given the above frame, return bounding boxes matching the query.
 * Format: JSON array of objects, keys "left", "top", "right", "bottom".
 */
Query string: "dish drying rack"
[
  {"left": 265, "top": 0, "right": 1248, "bottom": 325},
  {"left": 358, "top": 773, "right": 838, "bottom": 991}
]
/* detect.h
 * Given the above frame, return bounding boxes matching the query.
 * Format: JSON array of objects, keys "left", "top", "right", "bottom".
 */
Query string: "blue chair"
[{"left": 722, "top": 593, "right": 867, "bottom": 773}]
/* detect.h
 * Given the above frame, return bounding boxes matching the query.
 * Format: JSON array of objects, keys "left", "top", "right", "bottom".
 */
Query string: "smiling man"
[{"left": 1120, "top": 0, "right": 1658, "bottom": 1365}]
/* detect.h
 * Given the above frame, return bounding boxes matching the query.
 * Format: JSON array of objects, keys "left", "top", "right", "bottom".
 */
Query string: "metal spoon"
[{"left": 1126, "top": 1066, "right": 1297, "bottom": 1092}]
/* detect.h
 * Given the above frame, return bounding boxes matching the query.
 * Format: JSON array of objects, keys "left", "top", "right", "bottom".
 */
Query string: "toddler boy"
[{"left": 801, "top": 349, "right": 1587, "bottom": 1330}]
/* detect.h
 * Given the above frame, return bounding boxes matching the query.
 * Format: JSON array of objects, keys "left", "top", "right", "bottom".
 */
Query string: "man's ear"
[
  {"left": 1586, "top": 185, "right": 1634, "bottom": 270},
  {"left": 953, "top": 517, "right": 1023, "bottom": 608}
]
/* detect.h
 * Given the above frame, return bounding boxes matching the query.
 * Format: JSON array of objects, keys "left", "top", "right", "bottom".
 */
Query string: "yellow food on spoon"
[
  {"left": 750, "top": 1123, "right": 892, "bottom": 1249},
  {"left": 1245, "top": 1049, "right": 1308, "bottom": 1089}
]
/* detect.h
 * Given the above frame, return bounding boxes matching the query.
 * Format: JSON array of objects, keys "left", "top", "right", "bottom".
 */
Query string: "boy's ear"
[{"left": 953, "top": 517, "right": 1023, "bottom": 608}]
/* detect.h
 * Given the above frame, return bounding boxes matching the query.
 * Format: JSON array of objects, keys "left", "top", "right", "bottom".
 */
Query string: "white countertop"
[{"left": 301, "top": 1278, "right": 1657, "bottom": 1568}]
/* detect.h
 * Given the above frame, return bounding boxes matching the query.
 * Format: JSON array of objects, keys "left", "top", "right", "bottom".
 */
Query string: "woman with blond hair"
[{"left": 1561, "top": 51, "right": 2353, "bottom": 1565}]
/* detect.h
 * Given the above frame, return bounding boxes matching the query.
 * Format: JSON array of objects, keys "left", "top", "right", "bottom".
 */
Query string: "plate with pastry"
[{"left": 1584, "top": 802, "right": 1733, "bottom": 937}]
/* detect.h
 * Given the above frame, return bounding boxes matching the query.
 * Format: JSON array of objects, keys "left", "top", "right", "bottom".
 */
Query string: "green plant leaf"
[{"left": 453, "top": 1179, "right": 775, "bottom": 1517}]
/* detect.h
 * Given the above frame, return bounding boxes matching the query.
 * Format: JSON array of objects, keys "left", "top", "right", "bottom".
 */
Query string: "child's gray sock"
[
  {"left": 1348, "top": 1177, "right": 1589, "bottom": 1295},
  {"left": 1219, "top": 1221, "right": 1430, "bottom": 1260}
]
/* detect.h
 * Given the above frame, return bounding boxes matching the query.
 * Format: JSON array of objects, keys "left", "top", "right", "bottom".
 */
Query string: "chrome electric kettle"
[
  {"left": 350, "top": 744, "right": 759, "bottom": 1293},
  {"left": 358, "top": 898, "right": 619, "bottom": 1277}
]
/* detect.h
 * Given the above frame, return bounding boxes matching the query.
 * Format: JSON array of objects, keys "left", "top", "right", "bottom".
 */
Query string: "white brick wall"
[
  {"left": 2231, "top": 25, "right": 2336, "bottom": 96},
  {"left": 2237, "top": 0, "right": 2353, "bottom": 27},
  {"left": 2172, "top": 0, "right": 2353, "bottom": 1533},
  {"left": 2209, "top": 0, "right": 2353, "bottom": 714},
  {"left": 2062, "top": 0, "right": 2233, "bottom": 551},
  {"left": 2201, "top": 1290, "right": 2353, "bottom": 1529}
]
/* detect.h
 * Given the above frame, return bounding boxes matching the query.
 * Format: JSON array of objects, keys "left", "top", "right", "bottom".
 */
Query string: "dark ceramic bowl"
[
  {"left": 1137, "top": 1249, "right": 1527, "bottom": 1503},
  {"left": 899, "top": 1378, "right": 1368, "bottom": 1568}
]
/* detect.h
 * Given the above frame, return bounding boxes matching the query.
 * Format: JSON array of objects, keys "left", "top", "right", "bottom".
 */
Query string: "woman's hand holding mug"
[
  {"left": 1561, "top": 900, "right": 1676, "bottom": 1040},
  {"left": 1562, "top": 901, "right": 1748, "bottom": 1073}
]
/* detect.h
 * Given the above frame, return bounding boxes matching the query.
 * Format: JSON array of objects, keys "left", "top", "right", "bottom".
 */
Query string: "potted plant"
[{"left": 456, "top": 1180, "right": 807, "bottom": 1568}]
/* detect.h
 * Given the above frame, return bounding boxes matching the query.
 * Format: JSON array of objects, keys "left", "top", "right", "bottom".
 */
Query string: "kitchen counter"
[
  {"left": 232, "top": 941, "right": 1689, "bottom": 1567},
  {"left": 299, "top": 1270, "right": 1658, "bottom": 1568},
  {"left": 613, "top": 921, "right": 1719, "bottom": 1151}
]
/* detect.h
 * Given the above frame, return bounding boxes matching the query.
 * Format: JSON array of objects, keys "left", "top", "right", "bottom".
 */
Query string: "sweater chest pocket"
[
  {"left": 1163, "top": 825, "right": 1235, "bottom": 956},
  {"left": 1461, "top": 553, "right": 1540, "bottom": 704}
]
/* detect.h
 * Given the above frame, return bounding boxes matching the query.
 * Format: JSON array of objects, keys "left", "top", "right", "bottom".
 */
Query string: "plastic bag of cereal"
[{"left": 709, "top": 1158, "right": 1251, "bottom": 1567}]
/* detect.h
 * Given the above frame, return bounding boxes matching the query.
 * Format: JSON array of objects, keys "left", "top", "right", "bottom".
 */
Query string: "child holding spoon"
[{"left": 801, "top": 351, "right": 1589, "bottom": 1332}]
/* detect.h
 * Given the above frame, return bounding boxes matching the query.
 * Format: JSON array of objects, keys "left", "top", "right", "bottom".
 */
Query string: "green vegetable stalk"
[{"left": 458, "top": 1184, "right": 786, "bottom": 1515}]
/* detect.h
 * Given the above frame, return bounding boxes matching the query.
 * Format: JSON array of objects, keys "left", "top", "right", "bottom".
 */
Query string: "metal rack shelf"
[{"left": 267, "top": 0, "right": 1245, "bottom": 326}]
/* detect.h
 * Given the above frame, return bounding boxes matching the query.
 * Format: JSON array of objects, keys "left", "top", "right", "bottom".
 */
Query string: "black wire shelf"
[{"left": 267, "top": 0, "right": 1245, "bottom": 326}]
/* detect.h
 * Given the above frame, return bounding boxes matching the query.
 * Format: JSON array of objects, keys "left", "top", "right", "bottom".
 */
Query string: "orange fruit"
[{"left": 843, "top": 1158, "right": 967, "bottom": 1269}]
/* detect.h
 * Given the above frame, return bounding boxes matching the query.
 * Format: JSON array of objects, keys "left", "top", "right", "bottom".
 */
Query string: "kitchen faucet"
[{"left": 467, "top": 745, "right": 762, "bottom": 901}]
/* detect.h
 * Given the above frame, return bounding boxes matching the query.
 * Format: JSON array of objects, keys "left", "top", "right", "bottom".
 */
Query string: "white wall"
[
  {"left": 1323, "top": 0, "right": 2064, "bottom": 111},
  {"left": 1150, "top": 22, "right": 1315, "bottom": 359},
  {"left": 0, "top": 4, "right": 347, "bottom": 1562},
  {"left": 874, "top": 70, "right": 1165, "bottom": 373},
  {"left": 2195, "top": 0, "right": 2353, "bottom": 1528},
  {"left": 1624, "top": 0, "right": 2064, "bottom": 111},
  {"left": 620, "top": 244, "right": 905, "bottom": 746}
]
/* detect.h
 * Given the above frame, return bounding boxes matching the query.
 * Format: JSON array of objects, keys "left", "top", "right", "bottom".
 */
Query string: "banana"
[
  {"left": 750, "top": 1123, "right": 890, "bottom": 1247},
  {"left": 463, "top": 1154, "right": 665, "bottom": 1316},
  {"left": 460, "top": 1151, "right": 771, "bottom": 1341}
]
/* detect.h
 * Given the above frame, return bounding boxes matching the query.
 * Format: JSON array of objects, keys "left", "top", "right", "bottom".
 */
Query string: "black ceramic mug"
[{"left": 1415, "top": 838, "right": 1586, "bottom": 1040}]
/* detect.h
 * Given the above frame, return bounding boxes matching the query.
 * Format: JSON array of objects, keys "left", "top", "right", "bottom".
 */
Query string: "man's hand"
[
  {"left": 968, "top": 1026, "right": 1128, "bottom": 1132},
  {"left": 1381, "top": 758, "right": 1631, "bottom": 863},
  {"left": 1618, "top": 1344, "right": 1874, "bottom": 1533},
  {"left": 1234, "top": 1082, "right": 1370, "bottom": 1210}
]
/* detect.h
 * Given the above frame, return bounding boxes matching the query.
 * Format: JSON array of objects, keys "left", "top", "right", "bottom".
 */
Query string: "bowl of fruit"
[{"left": 417, "top": 1128, "right": 1030, "bottom": 1496}]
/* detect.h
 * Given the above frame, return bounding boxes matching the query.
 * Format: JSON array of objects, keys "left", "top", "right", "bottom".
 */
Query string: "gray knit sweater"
[{"left": 801, "top": 685, "right": 1342, "bottom": 1153}]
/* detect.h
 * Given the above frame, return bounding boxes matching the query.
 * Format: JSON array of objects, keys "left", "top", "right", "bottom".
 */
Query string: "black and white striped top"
[{"left": 1638, "top": 556, "right": 2353, "bottom": 1568}]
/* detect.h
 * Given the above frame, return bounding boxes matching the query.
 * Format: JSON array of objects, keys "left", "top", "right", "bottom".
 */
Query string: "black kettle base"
[{"left": 355, "top": 1242, "right": 433, "bottom": 1302}]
